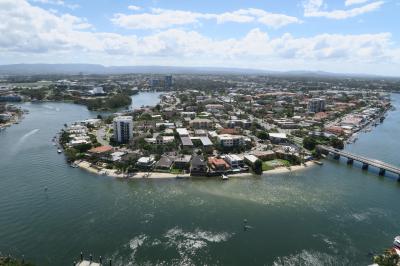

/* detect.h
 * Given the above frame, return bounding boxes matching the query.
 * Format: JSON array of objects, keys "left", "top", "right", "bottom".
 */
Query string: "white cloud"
[
  {"left": 304, "top": 0, "right": 384, "bottom": 19},
  {"left": 345, "top": 0, "right": 370, "bottom": 6},
  {"left": 128, "top": 5, "right": 141, "bottom": 11},
  {"left": 111, "top": 8, "right": 302, "bottom": 30},
  {"left": 1, "top": 0, "right": 399, "bottom": 75},
  {"left": 30, "top": 0, "right": 79, "bottom": 9}
]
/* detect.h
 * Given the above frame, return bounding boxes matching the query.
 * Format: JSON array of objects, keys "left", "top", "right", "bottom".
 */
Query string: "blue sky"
[{"left": 1, "top": 0, "right": 400, "bottom": 75}]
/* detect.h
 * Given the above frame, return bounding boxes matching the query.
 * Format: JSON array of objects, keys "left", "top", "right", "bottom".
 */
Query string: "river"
[{"left": 0, "top": 92, "right": 399, "bottom": 266}]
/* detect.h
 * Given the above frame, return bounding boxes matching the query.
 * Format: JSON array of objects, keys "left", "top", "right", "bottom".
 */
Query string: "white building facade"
[{"left": 113, "top": 116, "right": 133, "bottom": 143}]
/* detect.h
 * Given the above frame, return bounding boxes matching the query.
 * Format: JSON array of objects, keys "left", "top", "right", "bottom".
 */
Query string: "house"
[
  {"left": 173, "top": 155, "right": 192, "bottom": 170},
  {"left": 244, "top": 154, "right": 259, "bottom": 167},
  {"left": 251, "top": 150, "right": 276, "bottom": 161},
  {"left": 137, "top": 156, "right": 155, "bottom": 169},
  {"left": 155, "top": 155, "right": 175, "bottom": 171},
  {"left": 224, "top": 154, "right": 244, "bottom": 168},
  {"left": 208, "top": 157, "right": 230, "bottom": 172},
  {"left": 190, "top": 155, "right": 208, "bottom": 176},
  {"left": 88, "top": 145, "right": 113, "bottom": 157}
]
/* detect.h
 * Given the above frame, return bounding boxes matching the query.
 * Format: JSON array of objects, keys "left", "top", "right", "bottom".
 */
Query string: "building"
[
  {"left": 164, "top": 75, "right": 173, "bottom": 90},
  {"left": 224, "top": 154, "right": 244, "bottom": 168},
  {"left": 217, "top": 134, "right": 244, "bottom": 148},
  {"left": 244, "top": 154, "right": 259, "bottom": 167},
  {"left": 189, "top": 118, "right": 213, "bottom": 129},
  {"left": 208, "top": 157, "right": 230, "bottom": 172},
  {"left": 190, "top": 155, "right": 208, "bottom": 175},
  {"left": 269, "top": 133, "right": 288, "bottom": 144},
  {"left": 137, "top": 156, "right": 155, "bottom": 169},
  {"left": 308, "top": 98, "right": 326, "bottom": 113},
  {"left": 113, "top": 116, "right": 133, "bottom": 143}
]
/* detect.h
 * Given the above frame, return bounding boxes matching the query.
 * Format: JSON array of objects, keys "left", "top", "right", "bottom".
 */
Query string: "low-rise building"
[{"left": 216, "top": 134, "right": 244, "bottom": 147}]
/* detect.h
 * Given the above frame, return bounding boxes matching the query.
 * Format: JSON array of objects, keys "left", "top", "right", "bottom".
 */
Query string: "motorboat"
[
  {"left": 221, "top": 174, "right": 229, "bottom": 181},
  {"left": 57, "top": 149, "right": 62, "bottom": 154},
  {"left": 394, "top": 236, "right": 400, "bottom": 248}
]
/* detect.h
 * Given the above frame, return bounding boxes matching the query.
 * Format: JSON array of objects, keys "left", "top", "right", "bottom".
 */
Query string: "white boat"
[
  {"left": 57, "top": 149, "right": 62, "bottom": 154},
  {"left": 221, "top": 174, "right": 229, "bottom": 180},
  {"left": 394, "top": 236, "right": 400, "bottom": 248}
]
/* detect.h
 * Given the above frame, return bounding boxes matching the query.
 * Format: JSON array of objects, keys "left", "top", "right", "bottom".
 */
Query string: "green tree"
[
  {"left": 256, "top": 131, "right": 269, "bottom": 140},
  {"left": 303, "top": 136, "right": 317, "bottom": 150},
  {"left": 329, "top": 137, "right": 344, "bottom": 150}
]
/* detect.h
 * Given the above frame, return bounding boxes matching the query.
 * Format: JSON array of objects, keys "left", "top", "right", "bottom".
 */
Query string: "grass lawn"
[
  {"left": 262, "top": 159, "right": 291, "bottom": 171},
  {"left": 170, "top": 168, "right": 183, "bottom": 174}
]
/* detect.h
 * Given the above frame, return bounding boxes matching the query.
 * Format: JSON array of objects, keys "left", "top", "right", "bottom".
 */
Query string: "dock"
[{"left": 317, "top": 145, "right": 400, "bottom": 179}]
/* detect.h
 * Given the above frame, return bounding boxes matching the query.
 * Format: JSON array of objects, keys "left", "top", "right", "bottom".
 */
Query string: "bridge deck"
[{"left": 318, "top": 145, "right": 400, "bottom": 175}]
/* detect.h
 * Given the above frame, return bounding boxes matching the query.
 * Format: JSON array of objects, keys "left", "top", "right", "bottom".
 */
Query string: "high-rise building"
[
  {"left": 164, "top": 75, "right": 173, "bottom": 90},
  {"left": 113, "top": 116, "right": 133, "bottom": 143},
  {"left": 308, "top": 98, "right": 326, "bottom": 113}
]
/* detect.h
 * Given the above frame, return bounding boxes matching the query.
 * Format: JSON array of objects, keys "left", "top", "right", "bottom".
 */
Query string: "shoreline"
[{"left": 75, "top": 160, "right": 315, "bottom": 180}]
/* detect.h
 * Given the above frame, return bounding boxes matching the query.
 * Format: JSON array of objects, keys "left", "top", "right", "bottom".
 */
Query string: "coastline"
[
  {"left": 75, "top": 160, "right": 315, "bottom": 180},
  {"left": 0, "top": 113, "right": 24, "bottom": 130}
]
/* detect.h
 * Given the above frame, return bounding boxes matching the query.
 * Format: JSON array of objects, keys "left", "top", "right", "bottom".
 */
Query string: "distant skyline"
[{"left": 1, "top": 0, "right": 400, "bottom": 76}]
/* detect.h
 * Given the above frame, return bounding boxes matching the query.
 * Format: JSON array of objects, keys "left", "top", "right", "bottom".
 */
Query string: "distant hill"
[
  {"left": 0, "top": 64, "right": 267, "bottom": 75},
  {"left": 0, "top": 63, "right": 393, "bottom": 78}
]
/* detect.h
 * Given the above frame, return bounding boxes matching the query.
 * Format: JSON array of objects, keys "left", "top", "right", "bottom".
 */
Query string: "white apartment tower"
[{"left": 113, "top": 116, "right": 133, "bottom": 143}]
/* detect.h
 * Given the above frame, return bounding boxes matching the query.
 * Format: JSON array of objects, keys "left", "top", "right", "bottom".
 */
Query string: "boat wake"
[
  {"left": 108, "top": 227, "right": 234, "bottom": 265},
  {"left": 12, "top": 129, "right": 40, "bottom": 153}
]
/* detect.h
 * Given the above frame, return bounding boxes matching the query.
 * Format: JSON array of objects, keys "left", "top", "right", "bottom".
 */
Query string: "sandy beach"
[{"left": 76, "top": 160, "right": 316, "bottom": 180}]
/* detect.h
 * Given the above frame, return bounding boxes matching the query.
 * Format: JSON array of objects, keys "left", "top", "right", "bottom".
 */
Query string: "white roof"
[
  {"left": 269, "top": 133, "right": 287, "bottom": 139},
  {"left": 114, "top": 116, "right": 132, "bottom": 122},
  {"left": 244, "top": 154, "right": 258, "bottom": 163},
  {"left": 226, "top": 154, "right": 242, "bottom": 161},
  {"left": 176, "top": 128, "right": 189, "bottom": 136},
  {"left": 138, "top": 157, "right": 154, "bottom": 163}
]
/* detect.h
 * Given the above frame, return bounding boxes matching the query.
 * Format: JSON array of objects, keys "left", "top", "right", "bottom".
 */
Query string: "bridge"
[{"left": 317, "top": 145, "right": 400, "bottom": 180}]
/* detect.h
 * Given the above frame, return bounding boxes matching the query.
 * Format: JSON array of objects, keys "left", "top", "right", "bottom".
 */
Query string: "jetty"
[{"left": 317, "top": 145, "right": 400, "bottom": 179}]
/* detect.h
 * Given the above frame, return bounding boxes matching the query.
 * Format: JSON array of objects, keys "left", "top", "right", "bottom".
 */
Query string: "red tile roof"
[{"left": 88, "top": 145, "right": 113, "bottom": 154}]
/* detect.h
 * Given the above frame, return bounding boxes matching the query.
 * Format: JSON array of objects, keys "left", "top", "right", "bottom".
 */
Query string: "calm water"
[{"left": 0, "top": 93, "right": 400, "bottom": 266}]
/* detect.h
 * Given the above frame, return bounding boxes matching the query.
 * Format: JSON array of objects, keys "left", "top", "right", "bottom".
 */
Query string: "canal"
[{"left": 0, "top": 92, "right": 399, "bottom": 265}]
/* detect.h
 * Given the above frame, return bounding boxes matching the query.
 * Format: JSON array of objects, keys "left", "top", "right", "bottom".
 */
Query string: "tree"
[
  {"left": 374, "top": 250, "right": 399, "bottom": 266},
  {"left": 330, "top": 137, "right": 344, "bottom": 150},
  {"left": 256, "top": 131, "right": 269, "bottom": 140},
  {"left": 303, "top": 136, "right": 317, "bottom": 150}
]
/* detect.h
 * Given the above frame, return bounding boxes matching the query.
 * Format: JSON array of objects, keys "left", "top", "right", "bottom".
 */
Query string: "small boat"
[
  {"left": 57, "top": 149, "right": 62, "bottom": 154},
  {"left": 394, "top": 236, "right": 400, "bottom": 248},
  {"left": 221, "top": 174, "right": 229, "bottom": 180},
  {"left": 314, "top": 161, "right": 323, "bottom": 165}
]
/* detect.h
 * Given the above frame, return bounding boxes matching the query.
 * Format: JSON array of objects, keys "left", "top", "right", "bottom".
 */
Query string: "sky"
[{"left": 1, "top": 0, "right": 400, "bottom": 76}]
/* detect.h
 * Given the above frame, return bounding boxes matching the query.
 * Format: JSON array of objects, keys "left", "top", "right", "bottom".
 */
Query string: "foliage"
[
  {"left": 74, "top": 143, "right": 92, "bottom": 153},
  {"left": 0, "top": 256, "right": 35, "bottom": 266},
  {"left": 59, "top": 130, "right": 71, "bottom": 145},
  {"left": 303, "top": 136, "right": 317, "bottom": 150},
  {"left": 262, "top": 162, "right": 274, "bottom": 171},
  {"left": 76, "top": 93, "right": 132, "bottom": 110},
  {"left": 329, "top": 137, "right": 344, "bottom": 150},
  {"left": 373, "top": 250, "right": 399, "bottom": 266},
  {"left": 256, "top": 131, "right": 269, "bottom": 140}
]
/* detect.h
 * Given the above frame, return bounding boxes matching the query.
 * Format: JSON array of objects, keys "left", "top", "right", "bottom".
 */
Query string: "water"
[{"left": 0, "top": 92, "right": 400, "bottom": 266}]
